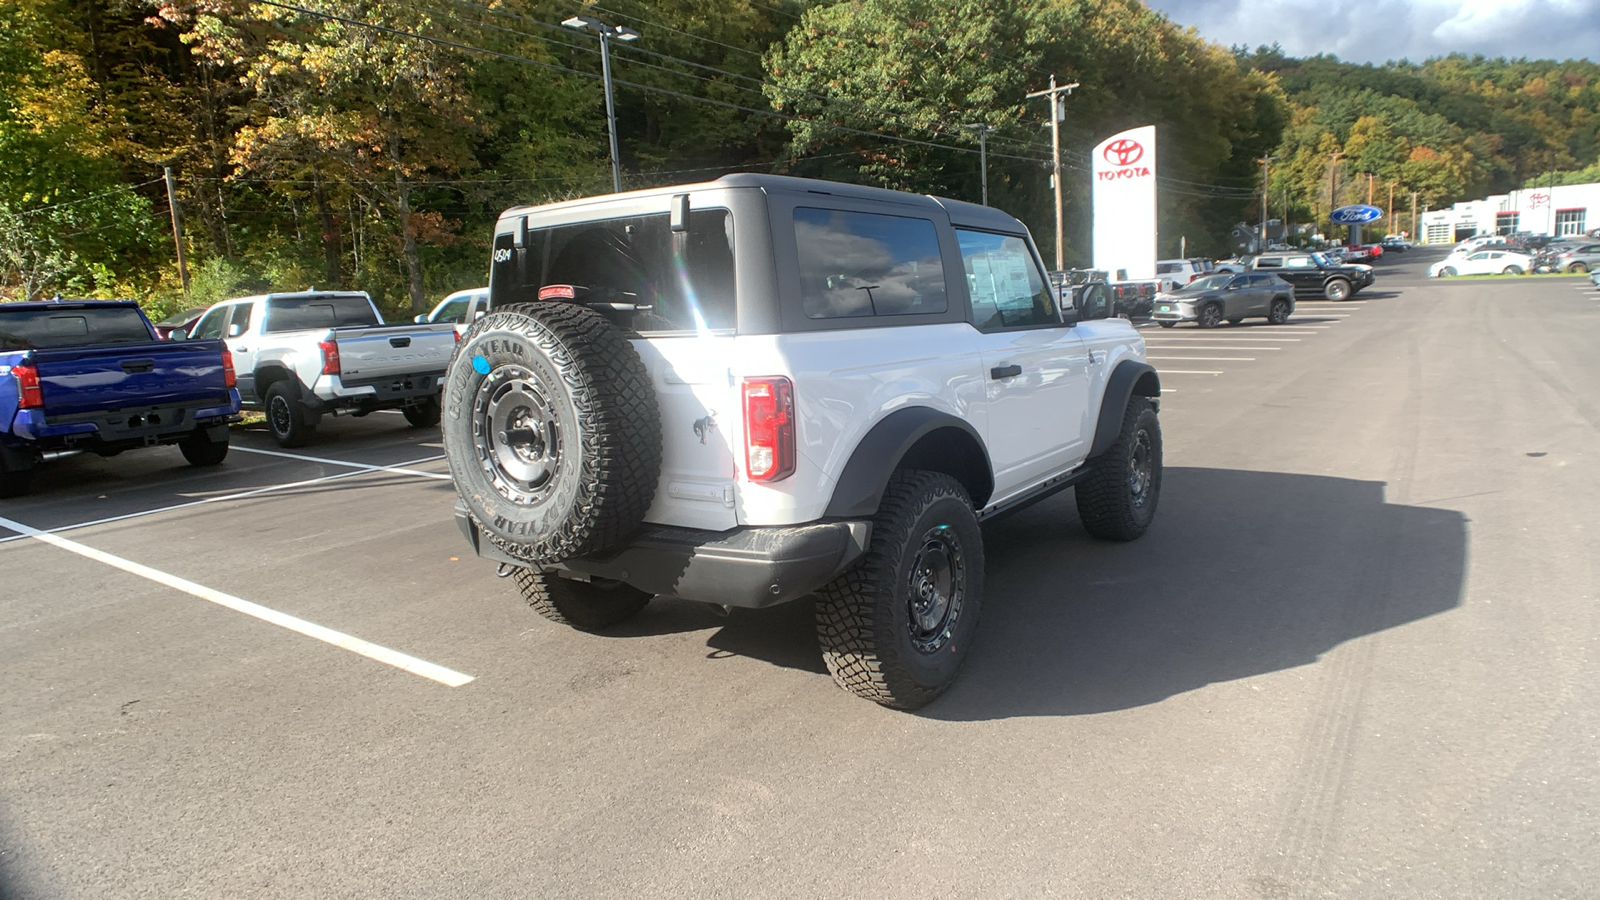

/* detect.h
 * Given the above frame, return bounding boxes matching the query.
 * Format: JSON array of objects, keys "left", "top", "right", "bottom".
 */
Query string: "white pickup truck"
[
  {"left": 445, "top": 175, "right": 1163, "bottom": 709},
  {"left": 182, "top": 291, "right": 456, "bottom": 446}
]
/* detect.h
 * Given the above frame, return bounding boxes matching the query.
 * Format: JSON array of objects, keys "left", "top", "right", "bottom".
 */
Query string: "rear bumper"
[
  {"left": 7, "top": 393, "right": 240, "bottom": 449},
  {"left": 455, "top": 503, "right": 871, "bottom": 608},
  {"left": 307, "top": 372, "right": 443, "bottom": 411}
]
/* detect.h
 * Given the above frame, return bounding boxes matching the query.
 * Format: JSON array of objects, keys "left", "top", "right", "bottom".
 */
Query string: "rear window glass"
[
  {"left": 493, "top": 210, "right": 735, "bottom": 332},
  {"left": 793, "top": 208, "right": 948, "bottom": 319},
  {"left": 0, "top": 307, "right": 151, "bottom": 350},
  {"left": 1156, "top": 262, "right": 1181, "bottom": 274},
  {"left": 263, "top": 295, "right": 379, "bottom": 333}
]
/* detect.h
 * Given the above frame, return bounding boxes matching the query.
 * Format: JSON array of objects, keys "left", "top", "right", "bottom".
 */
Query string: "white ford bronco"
[{"left": 446, "top": 175, "right": 1162, "bottom": 708}]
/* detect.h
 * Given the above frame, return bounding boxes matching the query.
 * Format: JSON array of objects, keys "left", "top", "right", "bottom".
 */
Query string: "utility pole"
[
  {"left": 563, "top": 16, "right": 640, "bottom": 193},
  {"left": 1027, "top": 75, "right": 1078, "bottom": 270},
  {"left": 962, "top": 124, "right": 993, "bottom": 206},
  {"left": 1410, "top": 190, "right": 1418, "bottom": 240},
  {"left": 1387, "top": 181, "right": 1395, "bottom": 230},
  {"left": 163, "top": 166, "right": 190, "bottom": 294},
  {"left": 1367, "top": 172, "right": 1374, "bottom": 205},
  {"left": 1259, "top": 156, "right": 1272, "bottom": 249}
]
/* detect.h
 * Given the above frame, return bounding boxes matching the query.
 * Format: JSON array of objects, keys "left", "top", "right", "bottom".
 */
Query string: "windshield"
[{"left": 1181, "top": 274, "right": 1234, "bottom": 291}]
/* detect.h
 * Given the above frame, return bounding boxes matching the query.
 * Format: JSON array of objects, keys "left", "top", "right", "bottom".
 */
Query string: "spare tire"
[{"left": 443, "top": 302, "right": 662, "bottom": 565}]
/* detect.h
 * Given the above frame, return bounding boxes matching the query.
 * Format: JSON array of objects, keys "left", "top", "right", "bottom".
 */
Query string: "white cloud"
[{"left": 1150, "top": 0, "right": 1600, "bottom": 64}]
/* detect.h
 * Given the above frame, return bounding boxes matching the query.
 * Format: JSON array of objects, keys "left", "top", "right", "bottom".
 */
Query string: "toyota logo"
[{"left": 1104, "top": 139, "right": 1144, "bottom": 167}]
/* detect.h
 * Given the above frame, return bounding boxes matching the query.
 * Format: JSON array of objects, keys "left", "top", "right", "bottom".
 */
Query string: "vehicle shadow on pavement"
[{"left": 925, "top": 466, "right": 1468, "bottom": 720}]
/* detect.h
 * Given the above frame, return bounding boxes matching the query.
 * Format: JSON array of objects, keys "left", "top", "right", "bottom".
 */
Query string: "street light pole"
[
  {"left": 1026, "top": 75, "right": 1078, "bottom": 270},
  {"left": 962, "top": 124, "right": 992, "bottom": 206},
  {"left": 563, "top": 16, "right": 640, "bottom": 193}
]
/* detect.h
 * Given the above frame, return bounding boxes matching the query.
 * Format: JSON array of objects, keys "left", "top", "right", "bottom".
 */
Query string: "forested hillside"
[{"left": 2, "top": 0, "right": 1597, "bottom": 313}]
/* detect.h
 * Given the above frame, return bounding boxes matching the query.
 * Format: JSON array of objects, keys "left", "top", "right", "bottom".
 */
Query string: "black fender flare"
[
  {"left": 1088, "top": 361, "right": 1161, "bottom": 459},
  {"left": 824, "top": 407, "right": 994, "bottom": 518}
]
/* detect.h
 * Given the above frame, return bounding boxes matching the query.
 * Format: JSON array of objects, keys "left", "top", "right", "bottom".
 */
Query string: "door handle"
[
  {"left": 1087, "top": 351, "right": 1101, "bottom": 365},
  {"left": 235, "top": 346, "right": 248, "bottom": 353},
  {"left": 120, "top": 359, "right": 154, "bottom": 374},
  {"left": 989, "top": 364, "right": 1022, "bottom": 380}
]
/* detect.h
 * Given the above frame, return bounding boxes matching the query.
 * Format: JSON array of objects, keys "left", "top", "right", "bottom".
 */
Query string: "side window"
[
  {"left": 1229, "top": 276, "right": 1249, "bottom": 289},
  {"left": 190, "top": 306, "right": 228, "bottom": 341},
  {"left": 433, "top": 297, "right": 471, "bottom": 323},
  {"left": 228, "top": 303, "right": 253, "bottom": 337},
  {"left": 1249, "top": 274, "right": 1275, "bottom": 287},
  {"left": 1255, "top": 257, "right": 1282, "bottom": 268},
  {"left": 955, "top": 229, "right": 1058, "bottom": 330},
  {"left": 793, "top": 208, "right": 948, "bottom": 319}
]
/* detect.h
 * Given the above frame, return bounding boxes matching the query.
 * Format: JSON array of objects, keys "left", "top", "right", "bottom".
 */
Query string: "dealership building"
[{"left": 1417, "top": 181, "right": 1600, "bottom": 244}]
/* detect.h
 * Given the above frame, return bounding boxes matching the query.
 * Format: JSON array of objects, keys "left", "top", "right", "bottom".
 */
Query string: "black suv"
[{"left": 1249, "top": 251, "right": 1374, "bottom": 301}]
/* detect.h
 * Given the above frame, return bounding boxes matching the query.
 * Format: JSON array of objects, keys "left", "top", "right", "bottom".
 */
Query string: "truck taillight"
[
  {"left": 318, "top": 340, "right": 340, "bottom": 376},
  {"left": 220, "top": 348, "right": 237, "bottom": 388},
  {"left": 13, "top": 363, "right": 42, "bottom": 409},
  {"left": 743, "top": 376, "right": 795, "bottom": 482}
]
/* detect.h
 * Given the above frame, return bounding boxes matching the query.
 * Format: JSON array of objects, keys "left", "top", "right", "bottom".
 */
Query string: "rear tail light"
[
  {"left": 452, "top": 329, "right": 462, "bottom": 343},
  {"left": 220, "top": 348, "right": 237, "bottom": 388},
  {"left": 742, "top": 376, "right": 796, "bottom": 482},
  {"left": 318, "top": 339, "right": 340, "bottom": 376},
  {"left": 13, "top": 363, "right": 42, "bottom": 409}
]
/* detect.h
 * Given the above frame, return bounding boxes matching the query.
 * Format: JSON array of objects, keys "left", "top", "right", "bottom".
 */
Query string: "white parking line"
[
  {"left": 0, "top": 454, "right": 448, "bottom": 547},
  {"left": 231, "top": 445, "right": 453, "bottom": 480},
  {"left": 1147, "top": 356, "right": 1255, "bottom": 361},
  {"left": 1158, "top": 369, "right": 1223, "bottom": 375},
  {"left": 0, "top": 514, "right": 475, "bottom": 688},
  {"left": 1145, "top": 337, "right": 1302, "bottom": 342},
  {"left": 1141, "top": 344, "right": 1280, "bottom": 350}
]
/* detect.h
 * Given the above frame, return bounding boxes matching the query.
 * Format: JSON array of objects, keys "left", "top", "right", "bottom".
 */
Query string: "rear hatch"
[
  {"left": 30, "top": 341, "right": 232, "bottom": 418},
  {"left": 333, "top": 324, "right": 456, "bottom": 382},
  {"left": 632, "top": 335, "right": 742, "bottom": 532}
]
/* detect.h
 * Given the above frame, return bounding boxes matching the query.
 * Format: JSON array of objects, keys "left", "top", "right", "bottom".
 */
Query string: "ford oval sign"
[{"left": 1331, "top": 204, "right": 1383, "bottom": 225}]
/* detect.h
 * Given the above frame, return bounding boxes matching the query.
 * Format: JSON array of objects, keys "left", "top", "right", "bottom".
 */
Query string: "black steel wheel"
[
  {"left": 1268, "top": 298, "right": 1292, "bottom": 325},
  {"left": 816, "top": 470, "right": 984, "bottom": 710},
  {"left": 1197, "top": 303, "right": 1223, "bottom": 329},
  {"left": 1075, "top": 398, "right": 1162, "bottom": 541},
  {"left": 264, "top": 380, "right": 315, "bottom": 448}
]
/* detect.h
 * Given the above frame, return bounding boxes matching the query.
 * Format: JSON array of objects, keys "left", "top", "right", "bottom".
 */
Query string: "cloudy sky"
[{"left": 1149, "top": 0, "right": 1600, "bottom": 64}]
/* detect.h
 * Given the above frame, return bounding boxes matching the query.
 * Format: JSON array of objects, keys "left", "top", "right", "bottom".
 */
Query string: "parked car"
[
  {"left": 1453, "top": 235, "right": 1498, "bottom": 253},
  {"left": 1429, "top": 249, "right": 1534, "bottom": 277},
  {"left": 1249, "top": 251, "right": 1374, "bottom": 300},
  {"left": 1155, "top": 258, "right": 1208, "bottom": 292},
  {"left": 416, "top": 287, "right": 489, "bottom": 335},
  {"left": 447, "top": 173, "right": 1163, "bottom": 709},
  {"left": 1, "top": 300, "right": 240, "bottom": 496},
  {"left": 1151, "top": 272, "right": 1295, "bottom": 328},
  {"left": 1538, "top": 242, "right": 1600, "bottom": 273},
  {"left": 181, "top": 291, "right": 458, "bottom": 447},
  {"left": 1380, "top": 235, "right": 1412, "bottom": 251},
  {"left": 1212, "top": 255, "right": 1254, "bottom": 274},
  {"left": 151, "top": 306, "right": 208, "bottom": 339}
]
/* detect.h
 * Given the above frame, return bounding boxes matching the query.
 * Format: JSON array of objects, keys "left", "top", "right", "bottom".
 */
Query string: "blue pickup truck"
[{"left": 1, "top": 300, "right": 241, "bottom": 496}]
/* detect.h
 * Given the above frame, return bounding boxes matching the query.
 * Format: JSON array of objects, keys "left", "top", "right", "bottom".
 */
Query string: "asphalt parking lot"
[{"left": 4, "top": 249, "right": 1599, "bottom": 898}]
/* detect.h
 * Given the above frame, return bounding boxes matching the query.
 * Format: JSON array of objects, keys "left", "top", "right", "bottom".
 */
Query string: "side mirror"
[
  {"left": 414, "top": 314, "right": 429, "bottom": 323},
  {"left": 226, "top": 323, "right": 244, "bottom": 338},
  {"left": 169, "top": 329, "right": 188, "bottom": 341}
]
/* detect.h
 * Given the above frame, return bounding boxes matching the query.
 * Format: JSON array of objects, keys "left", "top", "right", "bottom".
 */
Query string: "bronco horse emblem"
[{"left": 693, "top": 412, "right": 716, "bottom": 444}]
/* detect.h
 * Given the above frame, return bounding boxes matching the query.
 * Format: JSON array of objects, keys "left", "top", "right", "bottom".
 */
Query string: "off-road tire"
[
  {"left": 1438, "top": 266, "right": 1457, "bottom": 277},
  {"left": 1197, "top": 303, "right": 1223, "bottom": 329},
  {"left": 265, "top": 380, "right": 316, "bottom": 448},
  {"left": 403, "top": 395, "right": 442, "bottom": 428},
  {"left": 1502, "top": 265, "right": 1523, "bottom": 275},
  {"left": 512, "top": 567, "right": 651, "bottom": 631},
  {"left": 178, "top": 430, "right": 229, "bottom": 466},
  {"left": 444, "top": 302, "right": 662, "bottom": 566},
  {"left": 1157, "top": 321, "right": 1176, "bottom": 328},
  {"left": 1324, "top": 279, "right": 1352, "bottom": 301},
  {"left": 1268, "top": 298, "right": 1292, "bottom": 325},
  {"left": 815, "top": 470, "right": 985, "bottom": 710},
  {"left": 1075, "top": 398, "right": 1162, "bottom": 542}
]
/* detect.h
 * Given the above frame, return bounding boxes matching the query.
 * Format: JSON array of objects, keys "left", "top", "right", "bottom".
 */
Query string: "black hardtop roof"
[
  {"left": 498, "top": 173, "right": 1029, "bottom": 233},
  {"left": 1, "top": 299, "right": 139, "bottom": 311}
]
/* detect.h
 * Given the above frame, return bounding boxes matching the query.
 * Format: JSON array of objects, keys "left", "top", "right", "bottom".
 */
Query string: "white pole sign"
[{"left": 1092, "top": 125, "right": 1157, "bottom": 281}]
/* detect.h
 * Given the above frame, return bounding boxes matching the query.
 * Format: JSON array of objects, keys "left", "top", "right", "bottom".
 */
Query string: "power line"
[{"left": 9, "top": 179, "right": 165, "bottom": 217}]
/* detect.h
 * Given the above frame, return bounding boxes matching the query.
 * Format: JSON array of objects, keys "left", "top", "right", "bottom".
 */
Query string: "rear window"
[
  {"left": 794, "top": 208, "right": 948, "bottom": 319},
  {"left": 263, "top": 295, "right": 379, "bottom": 333},
  {"left": 0, "top": 306, "right": 152, "bottom": 350},
  {"left": 492, "top": 210, "right": 736, "bottom": 332},
  {"left": 1156, "top": 262, "right": 1181, "bottom": 274}
]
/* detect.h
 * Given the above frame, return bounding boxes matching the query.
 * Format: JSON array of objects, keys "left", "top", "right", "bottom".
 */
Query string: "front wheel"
[
  {"left": 402, "top": 395, "right": 441, "bottom": 428},
  {"left": 178, "top": 430, "right": 229, "bottom": 466},
  {"left": 1268, "top": 298, "right": 1292, "bottom": 325},
  {"left": 1502, "top": 265, "right": 1523, "bottom": 275},
  {"left": 1075, "top": 398, "right": 1162, "bottom": 542},
  {"left": 1437, "top": 266, "right": 1457, "bottom": 278},
  {"left": 1324, "top": 279, "right": 1352, "bottom": 301},
  {"left": 1196, "top": 303, "right": 1223, "bottom": 329},
  {"left": 265, "top": 381, "right": 317, "bottom": 448},
  {"left": 513, "top": 567, "right": 651, "bottom": 631},
  {"left": 816, "top": 470, "right": 985, "bottom": 710}
]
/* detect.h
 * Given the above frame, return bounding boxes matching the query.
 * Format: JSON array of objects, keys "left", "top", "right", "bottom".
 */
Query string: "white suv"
[
  {"left": 1155, "top": 258, "right": 1209, "bottom": 292},
  {"left": 445, "top": 175, "right": 1163, "bottom": 708}
]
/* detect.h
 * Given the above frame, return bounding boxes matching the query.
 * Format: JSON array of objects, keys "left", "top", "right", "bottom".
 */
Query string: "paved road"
[{"left": 4, "top": 252, "right": 1598, "bottom": 898}]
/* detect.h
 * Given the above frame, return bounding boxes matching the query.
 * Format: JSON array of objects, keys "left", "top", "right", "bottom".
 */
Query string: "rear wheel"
[
  {"left": 1196, "top": 303, "right": 1223, "bottom": 329},
  {"left": 1571, "top": 262, "right": 1589, "bottom": 273},
  {"left": 265, "top": 380, "right": 317, "bottom": 448},
  {"left": 816, "top": 470, "right": 985, "bottom": 710},
  {"left": 403, "top": 395, "right": 441, "bottom": 428},
  {"left": 513, "top": 567, "right": 651, "bottom": 631},
  {"left": 1075, "top": 398, "right": 1162, "bottom": 542},
  {"left": 0, "top": 456, "right": 35, "bottom": 498},
  {"left": 178, "top": 429, "right": 229, "bottom": 466},
  {"left": 1324, "top": 279, "right": 1352, "bottom": 301},
  {"left": 1268, "top": 298, "right": 1292, "bottom": 325}
]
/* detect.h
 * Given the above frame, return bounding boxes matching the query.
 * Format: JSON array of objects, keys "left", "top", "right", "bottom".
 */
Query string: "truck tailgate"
[
  {"left": 30, "top": 341, "right": 233, "bottom": 418},
  {"left": 334, "top": 325, "right": 455, "bottom": 381}
]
